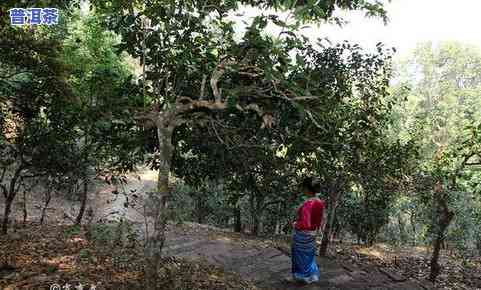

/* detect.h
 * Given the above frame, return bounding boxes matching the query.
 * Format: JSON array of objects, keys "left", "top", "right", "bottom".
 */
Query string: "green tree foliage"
[
  {"left": 0, "top": 0, "right": 77, "bottom": 234},
  {"left": 60, "top": 8, "right": 145, "bottom": 174},
  {"left": 392, "top": 42, "right": 481, "bottom": 248},
  {"left": 171, "top": 113, "right": 299, "bottom": 235},
  {"left": 391, "top": 41, "right": 481, "bottom": 282},
  {"left": 88, "top": 0, "right": 392, "bottom": 285},
  {"left": 280, "top": 40, "right": 419, "bottom": 252},
  {"left": 1, "top": 2, "right": 144, "bottom": 232},
  {"left": 394, "top": 42, "right": 481, "bottom": 153},
  {"left": 59, "top": 8, "right": 147, "bottom": 224}
]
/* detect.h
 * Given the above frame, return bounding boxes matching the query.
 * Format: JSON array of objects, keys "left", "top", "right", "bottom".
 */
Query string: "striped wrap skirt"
[{"left": 291, "top": 229, "right": 320, "bottom": 282}]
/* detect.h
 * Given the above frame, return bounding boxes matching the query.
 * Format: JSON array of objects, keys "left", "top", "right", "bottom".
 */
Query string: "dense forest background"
[{"left": 1, "top": 0, "right": 480, "bottom": 289}]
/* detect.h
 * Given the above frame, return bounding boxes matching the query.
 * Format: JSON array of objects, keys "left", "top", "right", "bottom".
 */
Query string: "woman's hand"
[{"left": 292, "top": 221, "right": 297, "bottom": 228}]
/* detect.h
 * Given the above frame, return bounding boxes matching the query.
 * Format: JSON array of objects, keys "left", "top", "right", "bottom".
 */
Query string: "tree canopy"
[{"left": 2, "top": 0, "right": 481, "bottom": 288}]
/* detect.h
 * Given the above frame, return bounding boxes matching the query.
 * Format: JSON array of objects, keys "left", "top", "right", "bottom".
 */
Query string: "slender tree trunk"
[
  {"left": 274, "top": 203, "right": 281, "bottom": 235},
  {"left": 40, "top": 189, "right": 52, "bottom": 225},
  {"left": 75, "top": 179, "right": 89, "bottom": 225},
  {"left": 231, "top": 192, "right": 242, "bottom": 232},
  {"left": 410, "top": 211, "right": 417, "bottom": 246},
  {"left": 367, "top": 232, "right": 376, "bottom": 247},
  {"left": 333, "top": 221, "right": 341, "bottom": 241},
  {"left": 398, "top": 213, "right": 407, "bottom": 244},
  {"left": 234, "top": 206, "right": 241, "bottom": 232},
  {"left": 429, "top": 234, "right": 444, "bottom": 282},
  {"left": 252, "top": 212, "right": 259, "bottom": 236},
  {"left": 282, "top": 220, "right": 290, "bottom": 234},
  {"left": 22, "top": 189, "right": 27, "bottom": 225},
  {"left": 253, "top": 196, "right": 265, "bottom": 236},
  {"left": 319, "top": 188, "right": 341, "bottom": 256},
  {"left": 196, "top": 194, "right": 204, "bottom": 224},
  {"left": 2, "top": 195, "right": 14, "bottom": 235},
  {"left": 251, "top": 196, "right": 265, "bottom": 236},
  {"left": 336, "top": 224, "right": 344, "bottom": 244},
  {"left": 476, "top": 239, "right": 481, "bottom": 256},
  {"left": 21, "top": 178, "right": 39, "bottom": 226},
  {"left": 319, "top": 209, "right": 334, "bottom": 255},
  {"left": 248, "top": 191, "right": 257, "bottom": 235},
  {"left": 429, "top": 184, "right": 454, "bottom": 282},
  {"left": 1, "top": 166, "right": 23, "bottom": 235},
  {"left": 144, "top": 122, "right": 174, "bottom": 289}
]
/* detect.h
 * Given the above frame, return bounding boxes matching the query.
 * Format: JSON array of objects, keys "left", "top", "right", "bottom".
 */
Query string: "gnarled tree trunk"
[
  {"left": 144, "top": 118, "right": 175, "bottom": 289},
  {"left": 40, "top": 189, "right": 52, "bottom": 225},
  {"left": 410, "top": 211, "right": 417, "bottom": 246},
  {"left": 75, "top": 179, "right": 89, "bottom": 225},
  {"left": 319, "top": 204, "right": 337, "bottom": 255},
  {"left": 22, "top": 189, "right": 27, "bottom": 225},
  {"left": 274, "top": 203, "right": 281, "bottom": 235},
  {"left": 231, "top": 192, "right": 242, "bottom": 232},
  {"left": 319, "top": 186, "right": 342, "bottom": 256},
  {"left": 2, "top": 194, "right": 15, "bottom": 235},
  {"left": 252, "top": 208, "right": 260, "bottom": 236},
  {"left": 251, "top": 193, "right": 265, "bottom": 236},
  {"left": 398, "top": 213, "right": 407, "bottom": 244},
  {"left": 1, "top": 165, "right": 24, "bottom": 235},
  {"left": 429, "top": 183, "right": 454, "bottom": 282},
  {"left": 195, "top": 191, "right": 205, "bottom": 224},
  {"left": 234, "top": 206, "right": 242, "bottom": 232},
  {"left": 136, "top": 57, "right": 271, "bottom": 287}
]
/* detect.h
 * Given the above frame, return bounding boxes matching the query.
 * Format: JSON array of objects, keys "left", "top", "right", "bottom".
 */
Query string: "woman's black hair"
[{"left": 301, "top": 177, "right": 321, "bottom": 193}]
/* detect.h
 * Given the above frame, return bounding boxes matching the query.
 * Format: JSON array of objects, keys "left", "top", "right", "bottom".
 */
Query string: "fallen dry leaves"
[
  {"left": 0, "top": 222, "right": 258, "bottom": 290},
  {"left": 333, "top": 242, "right": 481, "bottom": 290}
]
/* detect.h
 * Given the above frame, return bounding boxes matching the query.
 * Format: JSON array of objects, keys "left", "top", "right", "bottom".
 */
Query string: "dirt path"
[{"left": 162, "top": 225, "right": 430, "bottom": 290}]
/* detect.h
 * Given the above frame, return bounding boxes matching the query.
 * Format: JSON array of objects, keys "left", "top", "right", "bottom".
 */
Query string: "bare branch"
[
  {"left": 0, "top": 184, "right": 7, "bottom": 198},
  {"left": 261, "top": 199, "right": 284, "bottom": 211},
  {"left": 177, "top": 97, "right": 229, "bottom": 111},
  {"left": 210, "top": 57, "right": 236, "bottom": 103},
  {"left": 306, "top": 110, "right": 322, "bottom": 129},
  {"left": 8, "top": 164, "right": 24, "bottom": 196},
  {"left": 261, "top": 113, "right": 274, "bottom": 129},
  {"left": 209, "top": 119, "right": 226, "bottom": 145},
  {"left": 134, "top": 109, "right": 159, "bottom": 129},
  {"left": 291, "top": 96, "right": 321, "bottom": 101},
  {"left": 237, "top": 71, "right": 263, "bottom": 78},
  {"left": 21, "top": 172, "right": 47, "bottom": 179},
  {"left": 244, "top": 104, "right": 263, "bottom": 117},
  {"left": 0, "top": 167, "right": 6, "bottom": 184},
  {"left": 227, "top": 144, "right": 271, "bottom": 150},
  {"left": 134, "top": 109, "right": 158, "bottom": 122},
  {"left": 200, "top": 74, "right": 207, "bottom": 100}
]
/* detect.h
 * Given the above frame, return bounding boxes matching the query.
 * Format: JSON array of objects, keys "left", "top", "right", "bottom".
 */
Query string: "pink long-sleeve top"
[{"left": 294, "top": 197, "right": 326, "bottom": 232}]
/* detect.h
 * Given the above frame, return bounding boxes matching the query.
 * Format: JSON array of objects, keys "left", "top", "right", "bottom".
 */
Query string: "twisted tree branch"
[{"left": 210, "top": 57, "right": 236, "bottom": 103}]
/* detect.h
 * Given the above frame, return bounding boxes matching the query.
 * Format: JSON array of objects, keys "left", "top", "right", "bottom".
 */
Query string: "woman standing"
[{"left": 289, "top": 177, "right": 326, "bottom": 284}]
